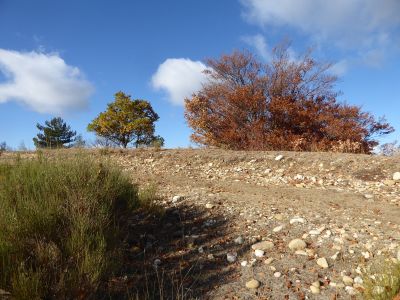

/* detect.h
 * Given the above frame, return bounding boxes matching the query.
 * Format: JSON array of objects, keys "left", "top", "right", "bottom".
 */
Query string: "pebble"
[
  {"left": 290, "top": 217, "right": 306, "bottom": 224},
  {"left": 354, "top": 276, "right": 363, "bottom": 284},
  {"left": 273, "top": 272, "right": 281, "bottom": 278},
  {"left": 234, "top": 236, "right": 244, "bottom": 244},
  {"left": 273, "top": 225, "right": 283, "bottom": 232},
  {"left": 241, "top": 261, "right": 248, "bottom": 267},
  {"left": 227, "top": 252, "right": 237, "bottom": 263},
  {"left": 275, "top": 154, "right": 284, "bottom": 161},
  {"left": 205, "top": 203, "right": 214, "bottom": 209},
  {"left": 310, "top": 285, "right": 320, "bottom": 294},
  {"left": 251, "top": 241, "right": 274, "bottom": 251},
  {"left": 316, "top": 257, "right": 329, "bottom": 269},
  {"left": 288, "top": 239, "right": 307, "bottom": 251},
  {"left": 342, "top": 275, "right": 354, "bottom": 286},
  {"left": 264, "top": 257, "right": 274, "bottom": 265},
  {"left": 245, "top": 279, "right": 260, "bottom": 289},
  {"left": 255, "top": 249, "right": 265, "bottom": 257},
  {"left": 172, "top": 195, "right": 184, "bottom": 203},
  {"left": 393, "top": 172, "right": 400, "bottom": 181},
  {"left": 345, "top": 286, "right": 357, "bottom": 295}
]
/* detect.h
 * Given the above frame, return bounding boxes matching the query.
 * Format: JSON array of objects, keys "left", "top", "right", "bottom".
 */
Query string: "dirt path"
[{"left": 113, "top": 149, "right": 400, "bottom": 299}]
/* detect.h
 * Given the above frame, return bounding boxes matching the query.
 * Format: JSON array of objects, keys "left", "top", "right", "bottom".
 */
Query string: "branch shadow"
[{"left": 106, "top": 202, "right": 247, "bottom": 299}]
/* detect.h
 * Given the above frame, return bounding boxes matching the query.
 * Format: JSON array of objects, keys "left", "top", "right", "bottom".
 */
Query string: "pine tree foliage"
[{"left": 33, "top": 117, "right": 77, "bottom": 148}]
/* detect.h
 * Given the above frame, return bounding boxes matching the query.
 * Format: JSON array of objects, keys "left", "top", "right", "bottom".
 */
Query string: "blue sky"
[{"left": 0, "top": 0, "right": 399, "bottom": 149}]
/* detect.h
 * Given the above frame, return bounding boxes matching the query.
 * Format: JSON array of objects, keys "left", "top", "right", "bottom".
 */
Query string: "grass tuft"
[{"left": 0, "top": 154, "right": 141, "bottom": 299}]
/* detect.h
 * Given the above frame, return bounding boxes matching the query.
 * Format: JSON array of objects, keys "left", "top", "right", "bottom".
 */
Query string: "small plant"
[{"left": 362, "top": 257, "right": 400, "bottom": 300}]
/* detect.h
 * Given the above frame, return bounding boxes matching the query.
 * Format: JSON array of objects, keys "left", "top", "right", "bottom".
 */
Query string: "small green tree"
[
  {"left": 88, "top": 91, "right": 162, "bottom": 148},
  {"left": 33, "top": 117, "right": 77, "bottom": 148}
]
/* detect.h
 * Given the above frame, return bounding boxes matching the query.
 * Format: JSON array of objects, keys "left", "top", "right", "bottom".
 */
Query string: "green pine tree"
[{"left": 33, "top": 117, "right": 77, "bottom": 148}]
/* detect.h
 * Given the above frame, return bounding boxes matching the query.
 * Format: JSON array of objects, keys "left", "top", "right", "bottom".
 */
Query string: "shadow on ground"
[{"left": 105, "top": 203, "right": 245, "bottom": 299}]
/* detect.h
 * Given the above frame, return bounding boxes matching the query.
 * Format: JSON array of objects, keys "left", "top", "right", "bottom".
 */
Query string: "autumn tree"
[
  {"left": 33, "top": 117, "right": 77, "bottom": 148},
  {"left": 185, "top": 45, "right": 393, "bottom": 153},
  {"left": 88, "top": 91, "right": 161, "bottom": 148}
]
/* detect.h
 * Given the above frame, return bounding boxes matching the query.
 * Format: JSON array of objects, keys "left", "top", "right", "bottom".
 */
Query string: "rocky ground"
[{"left": 112, "top": 149, "right": 400, "bottom": 299}]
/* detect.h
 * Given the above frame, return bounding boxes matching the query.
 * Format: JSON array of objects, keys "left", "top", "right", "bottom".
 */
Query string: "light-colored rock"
[
  {"left": 275, "top": 154, "right": 284, "bottom": 161},
  {"left": 234, "top": 236, "right": 244, "bottom": 245},
  {"left": 246, "top": 279, "right": 260, "bottom": 289},
  {"left": 251, "top": 241, "right": 274, "bottom": 251},
  {"left": 316, "top": 257, "right": 329, "bottom": 269},
  {"left": 290, "top": 217, "right": 306, "bottom": 224},
  {"left": 312, "top": 281, "right": 320, "bottom": 288},
  {"left": 342, "top": 275, "right": 354, "bottom": 286},
  {"left": 205, "top": 203, "right": 214, "bottom": 209},
  {"left": 310, "top": 285, "right": 320, "bottom": 294},
  {"left": 274, "top": 272, "right": 281, "bottom": 278},
  {"left": 393, "top": 172, "right": 400, "bottom": 181},
  {"left": 255, "top": 249, "right": 265, "bottom": 257},
  {"left": 345, "top": 286, "right": 357, "bottom": 295},
  {"left": 172, "top": 195, "right": 184, "bottom": 203},
  {"left": 354, "top": 276, "right": 363, "bottom": 284},
  {"left": 273, "top": 225, "right": 283, "bottom": 232},
  {"left": 264, "top": 257, "right": 274, "bottom": 265},
  {"left": 288, "top": 239, "right": 307, "bottom": 251},
  {"left": 241, "top": 261, "right": 248, "bottom": 267},
  {"left": 227, "top": 252, "right": 237, "bottom": 263},
  {"left": 295, "top": 250, "right": 308, "bottom": 256},
  {"left": 384, "top": 179, "right": 396, "bottom": 186}
]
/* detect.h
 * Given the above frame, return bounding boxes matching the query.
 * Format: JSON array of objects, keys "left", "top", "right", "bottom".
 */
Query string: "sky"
[{"left": 0, "top": 0, "right": 399, "bottom": 149}]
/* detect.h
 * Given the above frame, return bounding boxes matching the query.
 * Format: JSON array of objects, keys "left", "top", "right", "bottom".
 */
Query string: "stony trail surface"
[{"left": 114, "top": 149, "right": 400, "bottom": 299}]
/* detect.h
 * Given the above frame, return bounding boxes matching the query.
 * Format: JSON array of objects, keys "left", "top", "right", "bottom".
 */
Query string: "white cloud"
[
  {"left": 0, "top": 49, "right": 93, "bottom": 115},
  {"left": 330, "top": 59, "right": 348, "bottom": 76},
  {"left": 240, "top": 0, "right": 400, "bottom": 51},
  {"left": 151, "top": 58, "right": 209, "bottom": 105},
  {"left": 242, "top": 34, "right": 270, "bottom": 61}
]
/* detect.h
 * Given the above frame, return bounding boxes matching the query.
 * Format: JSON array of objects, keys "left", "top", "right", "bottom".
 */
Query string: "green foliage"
[
  {"left": 363, "top": 258, "right": 400, "bottom": 300},
  {"left": 33, "top": 117, "right": 77, "bottom": 148},
  {"left": 0, "top": 155, "right": 142, "bottom": 299},
  {"left": 88, "top": 91, "right": 162, "bottom": 148},
  {"left": 0, "top": 141, "right": 6, "bottom": 156}
]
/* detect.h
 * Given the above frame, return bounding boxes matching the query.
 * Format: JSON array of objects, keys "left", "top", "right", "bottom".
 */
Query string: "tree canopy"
[
  {"left": 185, "top": 44, "right": 394, "bottom": 153},
  {"left": 33, "top": 117, "right": 77, "bottom": 148},
  {"left": 88, "top": 91, "right": 161, "bottom": 148}
]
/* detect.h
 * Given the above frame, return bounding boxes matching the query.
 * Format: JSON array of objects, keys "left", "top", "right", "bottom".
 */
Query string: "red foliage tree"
[{"left": 185, "top": 45, "right": 393, "bottom": 153}]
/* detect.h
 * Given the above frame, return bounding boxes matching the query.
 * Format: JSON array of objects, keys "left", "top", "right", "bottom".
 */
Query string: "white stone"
[
  {"left": 246, "top": 279, "right": 260, "bottom": 289},
  {"left": 255, "top": 249, "right": 265, "bottom": 257},
  {"left": 290, "top": 217, "right": 306, "bottom": 224},
  {"left": 345, "top": 286, "right": 357, "bottom": 295},
  {"left": 288, "top": 239, "right": 307, "bottom": 251},
  {"left": 264, "top": 257, "right": 274, "bottom": 265},
  {"left": 317, "top": 257, "right": 329, "bottom": 269},
  {"left": 310, "top": 285, "right": 320, "bottom": 294},
  {"left": 393, "top": 172, "right": 400, "bottom": 181},
  {"left": 251, "top": 241, "right": 274, "bottom": 251},
  {"left": 241, "top": 261, "right": 248, "bottom": 267},
  {"left": 354, "top": 276, "right": 363, "bottom": 284},
  {"left": 342, "top": 276, "right": 354, "bottom": 286},
  {"left": 234, "top": 236, "right": 244, "bottom": 244},
  {"left": 275, "top": 154, "right": 284, "bottom": 161},
  {"left": 273, "top": 225, "right": 283, "bottom": 232},
  {"left": 273, "top": 272, "right": 281, "bottom": 278},
  {"left": 205, "top": 203, "right": 214, "bottom": 209},
  {"left": 172, "top": 195, "right": 184, "bottom": 203},
  {"left": 227, "top": 252, "right": 237, "bottom": 263}
]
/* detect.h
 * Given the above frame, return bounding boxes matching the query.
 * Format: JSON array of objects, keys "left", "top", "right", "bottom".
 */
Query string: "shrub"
[
  {"left": 363, "top": 258, "right": 400, "bottom": 300},
  {"left": 185, "top": 45, "right": 393, "bottom": 153},
  {"left": 0, "top": 155, "right": 141, "bottom": 299}
]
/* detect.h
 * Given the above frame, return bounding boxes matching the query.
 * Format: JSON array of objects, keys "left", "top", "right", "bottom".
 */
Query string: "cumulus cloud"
[
  {"left": 240, "top": 0, "right": 400, "bottom": 51},
  {"left": 0, "top": 49, "right": 93, "bottom": 114},
  {"left": 151, "top": 58, "right": 209, "bottom": 105}
]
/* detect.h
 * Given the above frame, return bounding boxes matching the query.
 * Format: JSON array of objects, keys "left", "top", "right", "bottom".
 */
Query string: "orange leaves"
[{"left": 185, "top": 47, "right": 393, "bottom": 153}]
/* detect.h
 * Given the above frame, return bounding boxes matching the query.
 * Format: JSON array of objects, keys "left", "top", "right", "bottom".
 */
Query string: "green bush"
[
  {"left": 0, "top": 155, "right": 141, "bottom": 299},
  {"left": 363, "top": 258, "right": 400, "bottom": 300}
]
